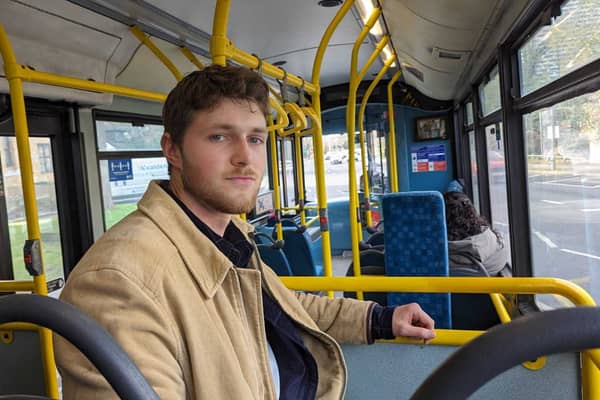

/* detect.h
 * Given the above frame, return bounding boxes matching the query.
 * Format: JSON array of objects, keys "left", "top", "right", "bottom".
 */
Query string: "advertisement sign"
[{"left": 411, "top": 144, "right": 447, "bottom": 173}]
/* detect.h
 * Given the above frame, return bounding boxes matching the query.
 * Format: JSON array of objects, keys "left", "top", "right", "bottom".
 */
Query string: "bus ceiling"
[{"left": 1, "top": 0, "right": 530, "bottom": 105}]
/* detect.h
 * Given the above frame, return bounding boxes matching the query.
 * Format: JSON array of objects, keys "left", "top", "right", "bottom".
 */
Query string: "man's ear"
[{"left": 161, "top": 132, "right": 182, "bottom": 170}]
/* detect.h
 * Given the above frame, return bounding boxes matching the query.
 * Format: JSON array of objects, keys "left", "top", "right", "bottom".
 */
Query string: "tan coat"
[{"left": 55, "top": 181, "right": 373, "bottom": 399}]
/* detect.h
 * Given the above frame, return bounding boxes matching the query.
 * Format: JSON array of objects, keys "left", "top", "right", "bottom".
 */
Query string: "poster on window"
[{"left": 411, "top": 144, "right": 447, "bottom": 172}]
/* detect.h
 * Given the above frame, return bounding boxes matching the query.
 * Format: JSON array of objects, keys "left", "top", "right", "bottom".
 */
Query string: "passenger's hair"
[
  {"left": 444, "top": 191, "right": 500, "bottom": 242},
  {"left": 162, "top": 64, "right": 270, "bottom": 145}
]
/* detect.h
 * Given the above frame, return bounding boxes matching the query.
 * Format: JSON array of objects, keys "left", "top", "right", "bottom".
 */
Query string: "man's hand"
[{"left": 392, "top": 303, "right": 436, "bottom": 343}]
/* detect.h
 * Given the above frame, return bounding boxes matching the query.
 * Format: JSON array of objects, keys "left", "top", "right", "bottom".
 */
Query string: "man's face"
[{"left": 166, "top": 98, "right": 268, "bottom": 215}]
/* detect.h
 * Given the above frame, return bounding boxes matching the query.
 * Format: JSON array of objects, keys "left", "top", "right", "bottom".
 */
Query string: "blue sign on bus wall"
[{"left": 108, "top": 159, "right": 133, "bottom": 181}]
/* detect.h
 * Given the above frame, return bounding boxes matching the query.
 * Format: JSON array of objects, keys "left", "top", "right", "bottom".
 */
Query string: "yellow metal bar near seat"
[
  {"left": 387, "top": 70, "right": 402, "bottom": 192},
  {"left": 489, "top": 293, "right": 511, "bottom": 323},
  {"left": 0, "top": 281, "right": 36, "bottom": 292},
  {"left": 0, "top": 24, "right": 59, "bottom": 399},
  {"left": 346, "top": 7, "right": 387, "bottom": 298},
  {"left": 130, "top": 26, "right": 183, "bottom": 81},
  {"left": 268, "top": 116, "right": 283, "bottom": 241},
  {"left": 180, "top": 47, "right": 205, "bottom": 70},
  {"left": 309, "top": 1, "right": 355, "bottom": 298},
  {"left": 280, "top": 275, "right": 600, "bottom": 388},
  {"left": 0, "top": 322, "right": 39, "bottom": 331},
  {"left": 304, "top": 216, "right": 320, "bottom": 228},
  {"left": 358, "top": 56, "right": 395, "bottom": 227}
]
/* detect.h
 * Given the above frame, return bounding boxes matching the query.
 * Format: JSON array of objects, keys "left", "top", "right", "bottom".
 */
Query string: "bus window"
[
  {"left": 99, "top": 157, "right": 168, "bottom": 229},
  {"left": 485, "top": 123, "right": 511, "bottom": 256},
  {"left": 278, "top": 138, "right": 296, "bottom": 208},
  {"left": 468, "top": 130, "right": 480, "bottom": 212},
  {"left": 301, "top": 136, "right": 316, "bottom": 202},
  {"left": 1, "top": 137, "right": 64, "bottom": 282},
  {"left": 95, "top": 117, "right": 167, "bottom": 230},
  {"left": 519, "top": 0, "right": 600, "bottom": 96},
  {"left": 478, "top": 67, "right": 501, "bottom": 117},
  {"left": 524, "top": 89, "right": 600, "bottom": 307},
  {"left": 366, "top": 129, "right": 388, "bottom": 194},
  {"left": 465, "top": 102, "right": 474, "bottom": 126},
  {"left": 322, "top": 133, "right": 360, "bottom": 199}
]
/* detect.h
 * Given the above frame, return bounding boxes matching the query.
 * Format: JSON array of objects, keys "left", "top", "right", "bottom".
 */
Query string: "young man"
[{"left": 55, "top": 65, "right": 435, "bottom": 399}]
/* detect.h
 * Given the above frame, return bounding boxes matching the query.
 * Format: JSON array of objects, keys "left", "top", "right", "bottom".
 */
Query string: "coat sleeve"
[
  {"left": 261, "top": 265, "right": 374, "bottom": 344},
  {"left": 54, "top": 268, "right": 187, "bottom": 400},
  {"left": 294, "top": 291, "right": 374, "bottom": 344}
]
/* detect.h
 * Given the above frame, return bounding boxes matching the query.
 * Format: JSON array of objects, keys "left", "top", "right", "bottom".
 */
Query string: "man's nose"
[{"left": 231, "top": 139, "right": 251, "bottom": 166}]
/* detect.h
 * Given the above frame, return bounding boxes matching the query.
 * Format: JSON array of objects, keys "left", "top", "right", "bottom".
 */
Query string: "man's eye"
[
  {"left": 249, "top": 136, "right": 265, "bottom": 144},
  {"left": 210, "top": 135, "right": 226, "bottom": 142}
]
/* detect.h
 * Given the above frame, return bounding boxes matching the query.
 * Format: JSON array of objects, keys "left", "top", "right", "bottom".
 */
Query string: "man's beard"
[{"left": 181, "top": 168, "right": 260, "bottom": 215}]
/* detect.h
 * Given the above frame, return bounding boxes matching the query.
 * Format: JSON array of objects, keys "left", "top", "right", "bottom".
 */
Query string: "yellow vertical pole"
[
  {"left": 268, "top": 116, "right": 284, "bottom": 241},
  {"left": 582, "top": 352, "right": 600, "bottom": 400},
  {"left": 294, "top": 133, "right": 306, "bottom": 225},
  {"left": 211, "top": 0, "right": 248, "bottom": 221},
  {"left": 311, "top": 0, "right": 355, "bottom": 296},
  {"left": 212, "top": 0, "right": 231, "bottom": 66},
  {"left": 0, "top": 25, "right": 59, "bottom": 399},
  {"left": 387, "top": 70, "right": 402, "bottom": 192},
  {"left": 358, "top": 56, "right": 395, "bottom": 227},
  {"left": 347, "top": 8, "right": 386, "bottom": 298}
]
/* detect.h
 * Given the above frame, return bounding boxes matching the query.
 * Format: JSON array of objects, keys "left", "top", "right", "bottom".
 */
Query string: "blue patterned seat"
[{"left": 383, "top": 191, "right": 452, "bottom": 328}]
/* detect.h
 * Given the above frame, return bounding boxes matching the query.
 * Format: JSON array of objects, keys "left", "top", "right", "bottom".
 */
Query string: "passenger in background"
[
  {"left": 55, "top": 64, "right": 435, "bottom": 400},
  {"left": 443, "top": 191, "right": 511, "bottom": 277}
]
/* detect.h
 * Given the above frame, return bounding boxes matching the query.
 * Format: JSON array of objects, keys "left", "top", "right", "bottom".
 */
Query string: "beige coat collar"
[{"left": 137, "top": 180, "right": 255, "bottom": 299}]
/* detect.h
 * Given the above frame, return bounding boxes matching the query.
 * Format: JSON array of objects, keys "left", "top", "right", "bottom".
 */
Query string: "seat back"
[
  {"left": 274, "top": 225, "right": 324, "bottom": 276},
  {"left": 382, "top": 191, "right": 452, "bottom": 328},
  {"left": 254, "top": 232, "right": 294, "bottom": 276}
]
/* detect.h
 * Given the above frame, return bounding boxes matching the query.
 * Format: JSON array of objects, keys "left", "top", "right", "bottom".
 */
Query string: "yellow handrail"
[
  {"left": 0, "top": 281, "right": 36, "bottom": 292},
  {"left": 387, "top": 70, "right": 402, "bottom": 192},
  {"left": 346, "top": 7, "right": 388, "bottom": 297},
  {"left": 269, "top": 98, "right": 290, "bottom": 132},
  {"left": 267, "top": 116, "right": 284, "bottom": 241},
  {"left": 130, "top": 26, "right": 183, "bottom": 81},
  {"left": 280, "top": 103, "right": 308, "bottom": 137},
  {"left": 358, "top": 56, "right": 395, "bottom": 227},
  {"left": 0, "top": 24, "right": 59, "bottom": 399},
  {"left": 180, "top": 47, "right": 205, "bottom": 70},
  {"left": 308, "top": 1, "right": 356, "bottom": 298},
  {"left": 280, "top": 275, "right": 600, "bottom": 399}
]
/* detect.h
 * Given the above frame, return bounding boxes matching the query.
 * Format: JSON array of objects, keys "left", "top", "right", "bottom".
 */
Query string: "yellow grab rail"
[
  {"left": 280, "top": 103, "right": 308, "bottom": 137},
  {"left": 180, "top": 47, "right": 205, "bottom": 70},
  {"left": 269, "top": 98, "right": 290, "bottom": 132},
  {"left": 387, "top": 70, "right": 402, "bottom": 192},
  {"left": 0, "top": 24, "right": 58, "bottom": 399},
  {"left": 358, "top": 56, "right": 395, "bottom": 227},
  {"left": 281, "top": 276, "right": 600, "bottom": 399},
  {"left": 346, "top": 6, "right": 389, "bottom": 297},
  {"left": 130, "top": 26, "right": 183, "bottom": 81},
  {"left": 267, "top": 116, "right": 284, "bottom": 241}
]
